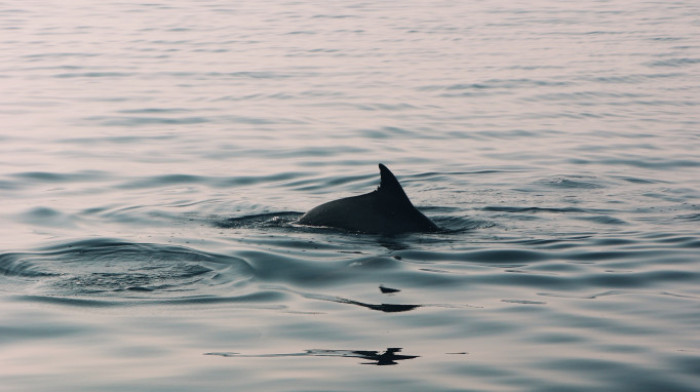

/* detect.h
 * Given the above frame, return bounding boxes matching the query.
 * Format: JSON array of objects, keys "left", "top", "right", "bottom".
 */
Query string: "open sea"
[{"left": 1, "top": 1, "right": 700, "bottom": 391}]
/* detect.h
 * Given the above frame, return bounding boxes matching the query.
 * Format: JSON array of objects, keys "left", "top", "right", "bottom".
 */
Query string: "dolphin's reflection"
[
  {"left": 343, "top": 348, "right": 419, "bottom": 365},
  {"left": 296, "top": 291, "right": 420, "bottom": 313},
  {"left": 205, "top": 347, "right": 419, "bottom": 366},
  {"left": 333, "top": 297, "right": 420, "bottom": 313}
]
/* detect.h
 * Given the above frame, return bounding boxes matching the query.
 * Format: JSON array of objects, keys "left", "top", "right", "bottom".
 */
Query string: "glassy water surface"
[{"left": 1, "top": 1, "right": 699, "bottom": 391}]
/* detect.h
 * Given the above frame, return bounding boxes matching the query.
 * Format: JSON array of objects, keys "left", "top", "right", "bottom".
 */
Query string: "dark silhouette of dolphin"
[{"left": 298, "top": 164, "right": 439, "bottom": 234}]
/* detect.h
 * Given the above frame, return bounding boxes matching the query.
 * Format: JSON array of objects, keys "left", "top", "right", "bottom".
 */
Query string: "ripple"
[
  {"left": 574, "top": 215, "right": 628, "bottom": 225},
  {"left": 584, "top": 270, "right": 699, "bottom": 288},
  {"left": 84, "top": 115, "right": 212, "bottom": 126},
  {"left": 0, "top": 239, "right": 254, "bottom": 300},
  {"left": 396, "top": 248, "right": 550, "bottom": 265},
  {"left": 59, "top": 134, "right": 176, "bottom": 144},
  {"left": 53, "top": 72, "right": 133, "bottom": 78},
  {"left": 418, "top": 78, "right": 570, "bottom": 95},
  {"left": 18, "top": 206, "right": 79, "bottom": 227},
  {"left": 646, "top": 57, "right": 700, "bottom": 67},
  {"left": 570, "top": 157, "right": 700, "bottom": 169},
  {"left": 213, "top": 212, "right": 302, "bottom": 230},
  {"left": 13, "top": 290, "right": 286, "bottom": 307},
  {"left": 538, "top": 176, "right": 606, "bottom": 189},
  {"left": 117, "top": 172, "right": 306, "bottom": 189},
  {"left": 502, "top": 299, "right": 547, "bottom": 305},
  {"left": 11, "top": 170, "right": 108, "bottom": 184},
  {"left": 540, "top": 357, "right": 699, "bottom": 392},
  {"left": 483, "top": 206, "right": 587, "bottom": 214}
]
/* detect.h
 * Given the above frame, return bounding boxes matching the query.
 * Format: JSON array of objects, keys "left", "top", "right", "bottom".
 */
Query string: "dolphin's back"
[
  {"left": 298, "top": 164, "right": 438, "bottom": 234},
  {"left": 298, "top": 192, "right": 384, "bottom": 232}
]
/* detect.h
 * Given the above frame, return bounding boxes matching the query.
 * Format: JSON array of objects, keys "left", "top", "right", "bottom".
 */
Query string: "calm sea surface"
[{"left": 2, "top": 1, "right": 700, "bottom": 391}]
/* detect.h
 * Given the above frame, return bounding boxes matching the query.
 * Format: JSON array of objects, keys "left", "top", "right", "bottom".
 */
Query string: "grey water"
[{"left": 1, "top": 1, "right": 700, "bottom": 391}]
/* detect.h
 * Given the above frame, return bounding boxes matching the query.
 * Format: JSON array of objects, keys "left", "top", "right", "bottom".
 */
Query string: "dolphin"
[{"left": 298, "top": 164, "right": 439, "bottom": 234}]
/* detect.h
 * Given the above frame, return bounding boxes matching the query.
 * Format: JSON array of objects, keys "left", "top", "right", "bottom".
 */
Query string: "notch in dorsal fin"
[{"left": 377, "top": 163, "right": 412, "bottom": 204}]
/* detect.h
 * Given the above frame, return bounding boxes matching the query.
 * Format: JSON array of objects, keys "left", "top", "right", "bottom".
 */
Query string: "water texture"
[{"left": 1, "top": 1, "right": 699, "bottom": 391}]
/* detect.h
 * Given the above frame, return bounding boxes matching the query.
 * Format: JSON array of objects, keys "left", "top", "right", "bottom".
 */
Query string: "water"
[{"left": 1, "top": 1, "right": 700, "bottom": 390}]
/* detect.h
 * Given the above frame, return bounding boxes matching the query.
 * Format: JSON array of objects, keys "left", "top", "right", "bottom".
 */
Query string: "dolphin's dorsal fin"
[{"left": 377, "top": 163, "right": 412, "bottom": 205}]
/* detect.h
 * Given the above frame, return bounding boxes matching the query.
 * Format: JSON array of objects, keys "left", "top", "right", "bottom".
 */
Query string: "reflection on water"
[
  {"left": 301, "top": 291, "right": 421, "bottom": 313},
  {"left": 206, "top": 347, "right": 421, "bottom": 366}
]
